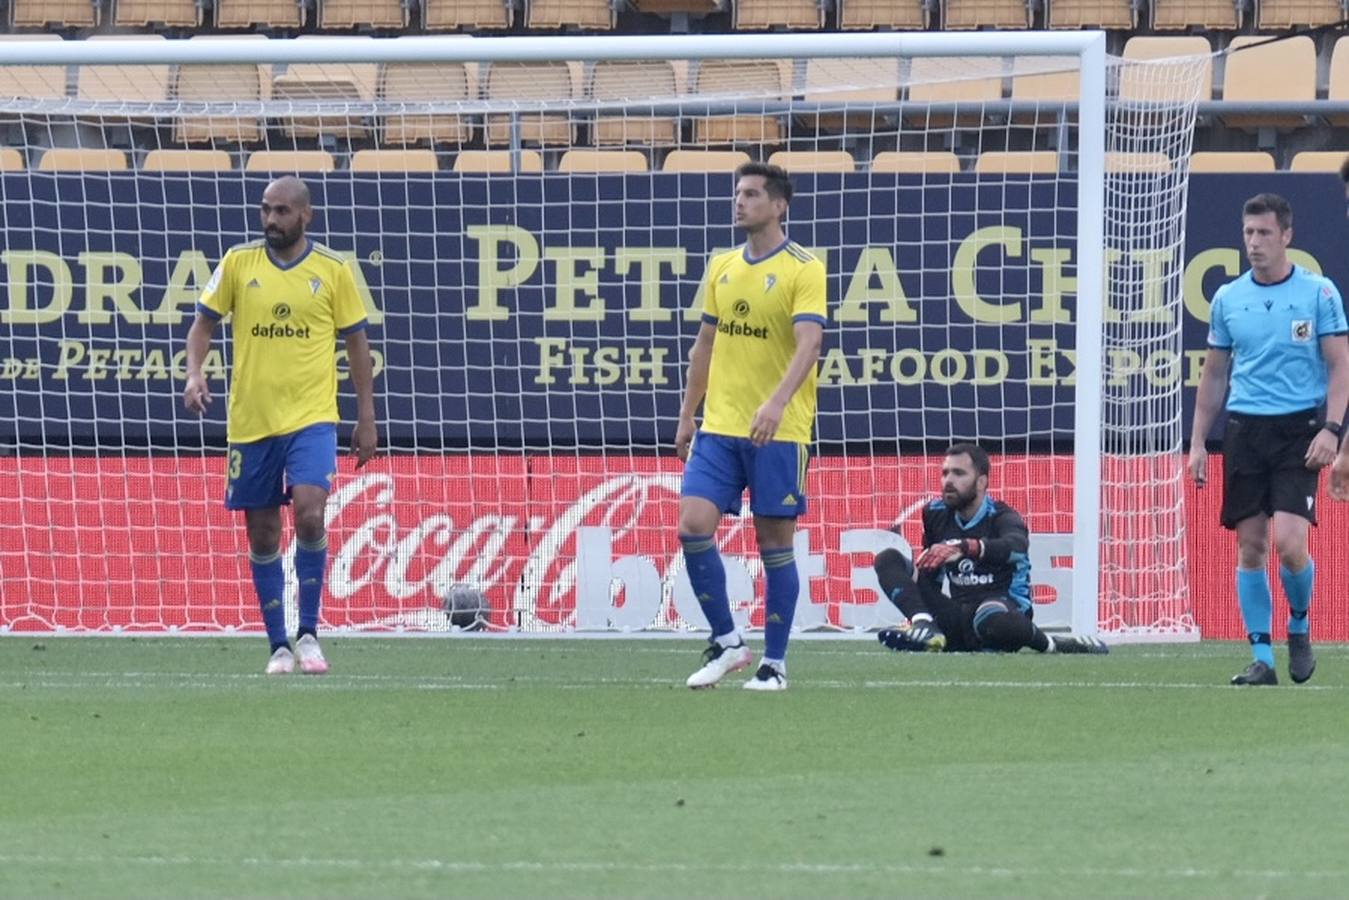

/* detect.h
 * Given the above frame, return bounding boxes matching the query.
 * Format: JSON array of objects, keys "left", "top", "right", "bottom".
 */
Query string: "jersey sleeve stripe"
[
  {"left": 196, "top": 302, "right": 223, "bottom": 321},
  {"left": 338, "top": 319, "right": 368, "bottom": 336},
  {"left": 701, "top": 313, "right": 718, "bottom": 326},
  {"left": 793, "top": 313, "right": 827, "bottom": 327}
]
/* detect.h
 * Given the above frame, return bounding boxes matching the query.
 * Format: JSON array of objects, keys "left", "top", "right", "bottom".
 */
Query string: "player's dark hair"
[
  {"left": 1242, "top": 193, "right": 1292, "bottom": 231},
  {"left": 945, "top": 442, "right": 990, "bottom": 478},
  {"left": 734, "top": 162, "right": 794, "bottom": 204},
  {"left": 1340, "top": 155, "right": 1349, "bottom": 184}
]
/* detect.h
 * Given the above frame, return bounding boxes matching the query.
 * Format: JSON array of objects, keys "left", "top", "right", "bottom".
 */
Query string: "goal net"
[{"left": 0, "top": 34, "right": 1207, "bottom": 639}]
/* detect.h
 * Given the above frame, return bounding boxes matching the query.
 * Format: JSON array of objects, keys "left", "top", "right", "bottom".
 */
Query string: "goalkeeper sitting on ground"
[{"left": 874, "top": 443, "right": 1107, "bottom": 655}]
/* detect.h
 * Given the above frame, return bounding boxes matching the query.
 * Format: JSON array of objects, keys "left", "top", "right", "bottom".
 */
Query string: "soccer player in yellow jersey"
[
  {"left": 676, "top": 163, "right": 826, "bottom": 692},
  {"left": 183, "top": 176, "right": 377, "bottom": 676}
]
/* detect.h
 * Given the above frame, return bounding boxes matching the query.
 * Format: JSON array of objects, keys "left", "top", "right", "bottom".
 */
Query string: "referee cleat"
[
  {"left": 1050, "top": 634, "right": 1110, "bottom": 655},
  {"left": 686, "top": 639, "right": 753, "bottom": 689},
  {"left": 1231, "top": 660, "right": 1278, "bottom": 686},
  {"left": 743, "top": 664, "right": 788, "bottom": 692},
  {"left": 1288, "top": 634, "right": 1316, "bottom": 684},
  {"left": 877, "top": 624, "right": 945, "bottom": 653},
  {"left": 265, "top": 646, "right": 295, "bottom": 675},
  {"left": 295, "top": 633, "right": 329, "bottom": 675}
]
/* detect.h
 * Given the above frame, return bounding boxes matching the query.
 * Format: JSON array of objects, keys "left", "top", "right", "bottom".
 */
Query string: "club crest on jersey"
[
  {"left": 1291, "top": 319, "right": 1312, "bottom": 342},
  {"left": 764, "top": 274, "right": 776, "bottom": 292},
  {"left": 309, "top": 277, "right": 322, "bottom": 295}
]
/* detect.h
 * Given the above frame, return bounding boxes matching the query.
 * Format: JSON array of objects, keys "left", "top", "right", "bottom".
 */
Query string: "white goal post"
[{"left": 0, "top": 32, "right": 1206, "bottom": 639}]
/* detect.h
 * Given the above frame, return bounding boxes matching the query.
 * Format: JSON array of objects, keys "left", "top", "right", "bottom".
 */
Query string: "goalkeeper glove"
[{"left": 914, "top": 538, "right": 983, "bottom": 573}]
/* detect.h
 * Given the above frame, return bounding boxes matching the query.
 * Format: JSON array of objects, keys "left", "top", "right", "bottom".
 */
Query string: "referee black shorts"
[{"left": 1220, "top": 408, "right": 1322, "bottom": 530}]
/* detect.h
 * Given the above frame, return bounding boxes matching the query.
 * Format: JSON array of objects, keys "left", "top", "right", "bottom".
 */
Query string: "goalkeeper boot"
[
  {"left": 877, "top": 621, "right": 945, "bottom": 653},
  {"left": 1231, "top": 660, "right": 1278, "bottom": 686},
  {"left": 1287, "top": 633, "right": 1316, "bottom": 684},
  {"left": 1049, "top": 634, "right": 1110, "bottom": 654},
  {"left": 743, "top": 663, "right": 787, "bottom": 692},
  {"left": 686, "top": 638, "right": 752, "bottom": 689},
  {"left": 295, "top": 633, "right": 330, "bottom": 675},
  {"left": 265, "top": 645, "right": 295, "bottom": 675}
]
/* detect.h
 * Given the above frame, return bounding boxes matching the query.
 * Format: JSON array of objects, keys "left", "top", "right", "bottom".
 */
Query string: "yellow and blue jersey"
[
  {"left": 1208, "top": 265, "right": 1348, "bottom": 415},
  {"left": 198, "top": 239, "right": 368, "bottom": 444},
  {"left": 700, "top": 239, "right": 828, "bottom": 444}
]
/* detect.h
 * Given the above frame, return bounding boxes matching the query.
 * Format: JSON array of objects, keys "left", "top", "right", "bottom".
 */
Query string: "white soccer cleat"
[
  {"left": 295, "top": 634, "right": 330, "bottom": 675},
  {"left": 265, "top": 646, "right": 295, "bottom": 675},
  {"left": 686, "top": 640, "right": 753, "bottom": 689},
  {"left": 743, "top": 664, "right": 788, "bottom": 692}
]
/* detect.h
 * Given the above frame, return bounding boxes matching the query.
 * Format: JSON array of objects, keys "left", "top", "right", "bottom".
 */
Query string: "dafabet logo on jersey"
[{"left": 252, "top": 303, "right": 311, "bottom": 340}]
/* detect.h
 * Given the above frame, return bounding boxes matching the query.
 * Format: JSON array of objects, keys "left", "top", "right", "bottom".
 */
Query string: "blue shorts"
[
  {"left": 681, "top": 431, "right": 809, "bottom": 518},
  {"left": 225, "top": 423, "right": 338, "bottom": 510}
]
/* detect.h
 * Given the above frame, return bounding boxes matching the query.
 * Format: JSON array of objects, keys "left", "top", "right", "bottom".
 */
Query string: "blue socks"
[
  {"left": 680, "top": 533, "right": 737, "bottom": 642},
  {"left": 294, "top": 535, "right": 328, "bottom": 636},
  {"left": 1236, "top": 567, "right": 1274, "bottom": 667},
  {"left": 250, "top": 549, "right": 288, "bottom": 652},
  {"left": 1280, "top": 560, "right": 1313, "bottom": 637},
  {"left": 761, "top": 546, "right": 798, "bottom": 665}
]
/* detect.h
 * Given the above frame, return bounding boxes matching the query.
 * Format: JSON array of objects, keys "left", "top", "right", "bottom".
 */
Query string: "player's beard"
[
  {"left": 265, "top": 223, "right": 304, "bottom": 251},
  {"left": 943, "top": 484, "right": 978, "bottom": 511}
]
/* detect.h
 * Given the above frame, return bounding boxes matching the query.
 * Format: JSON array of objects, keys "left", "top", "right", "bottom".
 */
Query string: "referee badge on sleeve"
[{"left": 1291, "top": 320, "right": 1312, "bottom": 342}]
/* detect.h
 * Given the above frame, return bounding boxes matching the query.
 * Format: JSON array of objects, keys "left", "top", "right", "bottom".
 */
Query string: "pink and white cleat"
[
  {"left": 265, "top": 646, "right": 295, "bottom": 675},
  {"left": 295, "top": 633, "right": 329, "bottom": 675}
]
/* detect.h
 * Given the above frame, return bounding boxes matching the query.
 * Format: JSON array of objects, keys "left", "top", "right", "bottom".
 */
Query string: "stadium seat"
[
  {"left": 143, "top": 149, "right": 233, "bottom": 171},
  {"left": 484, "top": 62, "right": 577, "bottom": 147},
  {"left": 1045, "top": 0, "right": 1135, "bottom": 28},
  {"left": 869, "top": 150, "right": 961, "bottom": 173},
  {"left": 590, "top": 60, "right": 680, "bottom": 146},
  {"left": 216, "top": 0, "right": 304, "bottom": 27},
  {"left": 767, "top": 150, "right": 856, "bottom": 172},
  {"left": 735, "top": 0, "right": 825, "bottom": 29},
  {"left": 799, "top": 57, "right": 899, "bottom": 133},
  {"left": 1327, "top": 37, "right": 1349, "bottom": 127},
  {"left": 1221, "top": 35, "right": 1316, "bottom": 131},
  {"left": 942, "top": 0, "right": 1032, "bottom": 29},
  {"left": 38, "top": 148, "right": 129, "bottom": 171},
  {"left": 273, "top": 38, "right": 379, "bottom": 140},
  {"left": 424, "top": 0, "right": 512, "bottom": 30},
  {"left": 1256, "top": 0, "right": 1344, "bottom": 28},
  {"left": 692, "top": 59, "right": 790, "bottom": 145},
  {"left": 661, "top": 149, "right": 752, "bottom": 172},
  {"left": 974, "top": 151, "right": 1058, "bottom": 174},
  {"left": 350, "top": 149, "right": 440, "bottom": 172},
  {"left": 1289, "top": 151, "right": 1349, "bottom": 173},
  {"left": 77, "top": 36, "right": 170, "bottom": 108},
  {"left": 839, "top": 0, "right": 927, "bottom": 28},
  {"left": 173, "top": 36, "right": 270, "bottom": 145},
  {"left": 10, "top": 0, "right": 96, "bottom": 27},
  {"left": 0, "top": 148, "right": 25, "bottom": 170},
  {"left": 1150, "top": 0, "right": 1240, "bottom": 29},
  {"left": 526, "top": 0, "right": 616, "bottom": 29},
  {"left": 1119, "top": 37, "right": 1214, "bottom": 103},
  {"left": 1010, "top": 57, "right": 1077, "bottom": 125},
  {"left": 0, "top": 36, "right": 68, "bottom": 105},
  {"left": 244, "top": 150, "right": 336, "bottom": 172},
  {"left": 380, "top": 62, "right": 474, "bottom": 146},
  {"left": 558, "top": 149, "right": 649, "bottom": 172},
  {"left": 319, "top": 0, "right": 407, "bottom": 29},
  {"left": 452, "top": 150, "right": 544, "bottom": 173},
  {"left": 906, "top": 56, "right": 1003, "bottom": 128},
  {"left": 1105, "top": 152, "right": 1173, "bottom": 173},
  {"left": 115, "top": 0, "right": 200, "bottom": 26},
  {"left": 1187, "top": 151, "right": 1275, "bottom": 173}
]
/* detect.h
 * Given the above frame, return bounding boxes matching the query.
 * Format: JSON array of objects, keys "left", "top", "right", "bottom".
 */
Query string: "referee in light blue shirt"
[{"left": 1189, "top": 193, "right": 1349, "bottom": 687}]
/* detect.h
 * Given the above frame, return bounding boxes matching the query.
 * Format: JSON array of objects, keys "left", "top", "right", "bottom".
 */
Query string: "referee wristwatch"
[{"left": 1322, "top": 420, "right": 1343, "bottom": 443}]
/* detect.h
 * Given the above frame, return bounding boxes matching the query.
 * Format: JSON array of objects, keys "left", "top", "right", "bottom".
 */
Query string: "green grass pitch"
[{"left": 3, "top": 636, "right": 1347, "bottom": 898}]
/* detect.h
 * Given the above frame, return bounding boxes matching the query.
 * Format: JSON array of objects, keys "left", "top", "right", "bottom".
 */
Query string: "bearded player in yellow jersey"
[
  {"left": 676, "top": 163, "right": 827, "bottom": 692},
  {"left": 183, "top": 177, "right": 377, "bottom": 676}
]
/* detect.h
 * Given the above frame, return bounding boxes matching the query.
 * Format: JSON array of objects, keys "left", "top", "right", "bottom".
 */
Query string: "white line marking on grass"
[{"left": 0, "top": 853, "right": 1343, "bottom": 883}]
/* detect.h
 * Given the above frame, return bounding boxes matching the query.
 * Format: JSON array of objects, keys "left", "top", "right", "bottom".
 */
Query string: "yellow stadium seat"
[
  {"left": 272, "top": 38, "right": 379, "bottom": 141},
  {"left": 906, "top": 56, "right": 1003, "bottom": 128},
  {"left": 452, "top": 150, "right": 544, "bottom": 173},
  {"left": 77, "top": 36, "right": 170, "bottom": 107},
  {"left": 1288, "top": 152, "right": 1349, "bottom": 173},
  {"left": 484, "top": 62, "right": 577, "bottom": 147},
  {"left": 1119, "top": 37, "right": 1214, "bottom": 103},
  {"left": 526, "top": 0, "right": 615, "bottom": 28},
  {"left": 974, "top": 151, "right": 1058, "bottom": 174},
  {"left": 143, "top": 149, "right": 233, "bottom": 171},
  {"left": 1188, "top": 152, "right": 1275, "bottom": 173},
  {"left": 1221, "top": 35, "right": 1316, "bottom": 130},
  {"left": 0, "top": 36, "right": 67, "bottom": 104},
  {"left": 692, "top": 59, "right": 789, "bottom": 145},
  {"left": 558, "top": 150, "right": 649, "bottom": 172},
  {"left": 735, "top": 0, "right": 824, "bottom": 28},
  {"left": 661, "top": 150, "right": 752, "bottom": 172},
  {"left": 215, "top": 0, "right": 304, "bottom": 27},
  {"left": 1327, "top": 37, "right": 1349, "bottom": 127},
  {"left": 1105, "top": 152, "right": 1173, "bottom": 173},
  {"left": 870, "top": 151, "right": 962, "bottom": 173},
  {"left": 1151, "top": 0, "right": 1239, "bottom": 29},
  {"left": 350, "top": 149, "right": 440, "bottom": 172},
  {"left": 1010, "top": 58, "right": 1077, "bottom": 125},
  {"left": 1257, "top": 0, "right": 1343, "bottom": 28},
  {"left": 800, "top": 57, "right": 899, "bottom": 133},
  {"left": 839, "top": 0, "right": 927, "bottom": 28},
  {"left": 38, "top": 148, "right": 128, "bottom": 171},
  {"left": 0, "top": 148, "right": 25, "bottom": 170},
  {"left": 173, "top": 36, "right": 270, "bottom": 145},
  {"left": 591, "top": 60, "right": 680, "bottom": 146},
  {"left": 244, "top": 150, "right": 336, "bottom": 173},
  {"left": 320, "top": 0, "right": 406, "bottom": 28},
  {"left": 767, "top": 150, "right": 857, "bottom": 173},
  {"left": 10, "top": 0, "right": 96, "bottom": 27},
  {"left": 380, "top": 62, "right": 474, "bottom": 146},
  {"left": 424, "top": 0, "right": 513, "bottom": 30},
  {"left": 116, "top": 0, "right": 200, "bottom": 26},
  {"left": 943, "top": 0, "right": 1031, "bottom": 29},
  {"left": 1046, "top": 0, "right": 1135, "bottom": 28}
]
